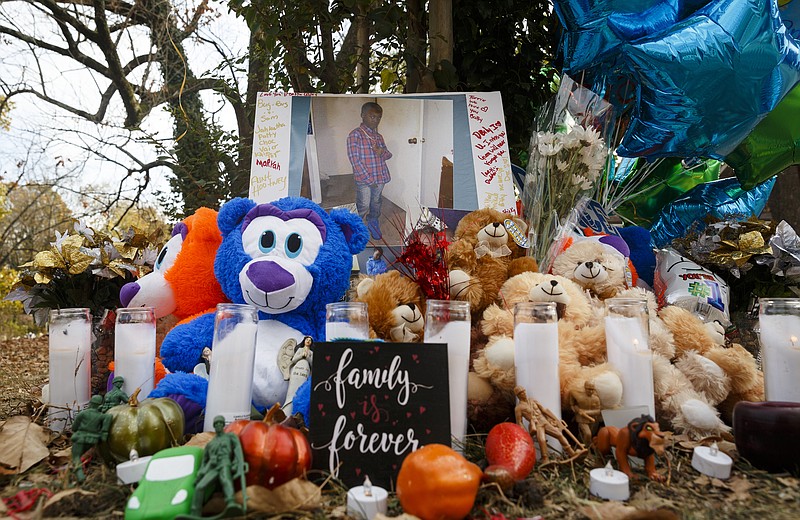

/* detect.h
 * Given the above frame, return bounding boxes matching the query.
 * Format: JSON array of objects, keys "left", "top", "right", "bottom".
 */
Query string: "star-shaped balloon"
[
  {"left": 726, "top": 77, "right": 800, "bottom": 189},
  {"left": 618, "top": 0, "right": 800, "bottom": 159},
  {"left": 553, "top": 0, "right": 681, "bottom": 74},
  {"left": 649, "top": 177, "right": 776, "bottom": 248}
]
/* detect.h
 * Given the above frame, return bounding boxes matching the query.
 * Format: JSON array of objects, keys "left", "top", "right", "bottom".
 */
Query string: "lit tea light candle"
[
  {"left": 346, "top": 476, "right": 388, "bottom": 520},
  {"left": 692, "top": 442, "right": 733, "bottom": 480},
  {"left": 115, "top": 449, "right": 152, "bottom": 485},
  {"left": 589, "top": 462, "right": 630, "bottom": 501}
]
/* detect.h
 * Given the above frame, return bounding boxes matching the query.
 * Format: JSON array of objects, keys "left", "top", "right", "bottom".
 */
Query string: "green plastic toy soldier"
[
  {"left": 101, "top": 376, "right": 129, "bottom": 412},
  {"left": 71, "top": 395, "right": 112, "bottom": 482},
  {"left": 189, "top": 416, "right": 248, "bottom": 518}
]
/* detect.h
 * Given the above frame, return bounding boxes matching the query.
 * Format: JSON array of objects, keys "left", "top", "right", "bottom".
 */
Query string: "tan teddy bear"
[
  {"left": 447, "top": 208, "right": 538, "bottom": 320},
  {"left": 659, "top": 305, "right": 764, "bottom": 423},
  {"left": 551, "top": 235, "right": 631, "bottom": 299},
  {"left": 469, "top": 271, "right": 623, "bottom": 438},
  {"left": 355, "top": 271, "right": 426, "bottom": 342},
  {"left": 553, "top": 240, "right": 732, "bottom": 438},
  {"left": 476, "top": 273, "right": 731, "bottom": 439}
]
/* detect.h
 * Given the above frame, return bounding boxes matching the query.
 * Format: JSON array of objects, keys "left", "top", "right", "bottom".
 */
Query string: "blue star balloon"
[
  {"left": 553, "top": 0, "right": 681, "bottom": 74},
  {"left": 649, "top": 177, "right": 776, "bottom": 248},
  {"left": 618, "top": 0, "right": 800, "bottom": 159},
  {"left": 780, "top": 0, "right": 800, "bottom": 41}
]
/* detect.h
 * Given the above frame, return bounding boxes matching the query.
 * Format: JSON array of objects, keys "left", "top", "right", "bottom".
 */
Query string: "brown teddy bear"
[
  {"left": 447, "top": 208, "right": 538, "bottom": 320},
  {"left": 355, "top": 271, "right": 426, "bottom": 342}
]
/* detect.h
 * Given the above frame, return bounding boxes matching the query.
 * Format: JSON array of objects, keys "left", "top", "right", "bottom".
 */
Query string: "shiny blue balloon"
[
  {"left": 553, "top": 0, "right": 680, "bottom": 74},
  {"left": 649, "top": 177, "right": 776, "bottom": 248},
  {"left": 619, "top": 0, "right": 800, "bottom": 159}
]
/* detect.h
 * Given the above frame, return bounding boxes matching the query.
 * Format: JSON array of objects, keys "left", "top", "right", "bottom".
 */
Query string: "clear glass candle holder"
[
  {"left": 604, "top": 298, "right": 654, "bottom": 418},
  {"left": 514, "top": 302, "right": 561, "bottom": 451},
  {"left": 48, "top": 308, "right": 92, "bottom": 432},
  {"left": 326, "top": 302, "right": 369, "bottom": 341},
  {"left": 424, "top": 299, "right": 470, "bottom": 450},
  {"left": 204, "top": 303, "right": 259, "bottom": 431},
  {"left": 114, "top": 307, "right": 156, "bottom": 399},
  {"left": 759, "top": 298, "right": 800, "bottom": 402}
]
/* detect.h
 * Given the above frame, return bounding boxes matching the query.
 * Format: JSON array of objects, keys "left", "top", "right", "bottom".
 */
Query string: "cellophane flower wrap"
[{"left": 522, "top": 75, "right": 615, "bottom": 270}]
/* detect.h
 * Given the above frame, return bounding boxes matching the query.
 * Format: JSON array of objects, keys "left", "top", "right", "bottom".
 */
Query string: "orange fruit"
[{"left": 396, "top": 444, "right": 482, "bottom": 520}]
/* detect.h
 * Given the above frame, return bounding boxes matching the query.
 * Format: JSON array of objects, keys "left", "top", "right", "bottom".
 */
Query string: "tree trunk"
[
  {"left": 405, "top": 0, "right": 427, "bottom": 93},
  {"left": 766, "top": 166, "right": 800, "bottom": 231},
  {"left": 355, "top": 5, "right": 370, "bottom": 93}
]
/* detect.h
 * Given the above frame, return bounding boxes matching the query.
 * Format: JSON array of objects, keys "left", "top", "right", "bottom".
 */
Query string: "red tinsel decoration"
[{"left": 394, "top": 228, "right": 451, "bottom": 300}]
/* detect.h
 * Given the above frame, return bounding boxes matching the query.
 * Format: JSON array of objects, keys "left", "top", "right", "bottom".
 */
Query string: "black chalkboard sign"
[{"left": 308, "top": 341, "right": 451, "bottom": 488}]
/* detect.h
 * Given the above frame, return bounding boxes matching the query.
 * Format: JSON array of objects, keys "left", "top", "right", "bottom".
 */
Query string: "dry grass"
[{"left": 2, "top": 336, "right": 799, "bottom": 519}]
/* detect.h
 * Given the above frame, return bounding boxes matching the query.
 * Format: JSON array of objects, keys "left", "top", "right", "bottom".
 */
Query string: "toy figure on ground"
[
  {"left": 593, "top": 414, "right": 669, "bottom": 482},
  {"left": 188, "top": 416, "right": 248, "bottom": 519},
  {"left": 101, "top": 376, "right": 129, "bottom": 412},
  {"left": 514, "top": 387, "right": 587, "bottom": 463},
  {"left": 569, "top": 380, "right": 602, "bottom": 446},
  {"left": 71, "top": 395, "right": 112, "bottom": 482}
]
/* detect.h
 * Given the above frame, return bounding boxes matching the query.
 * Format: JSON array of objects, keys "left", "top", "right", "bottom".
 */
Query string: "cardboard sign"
[
  {"left": 466, "top": 92, "right": 515, "bottom": 213},
  {"left": 308, "top": 342, "right": 451, "bottom": 488}
]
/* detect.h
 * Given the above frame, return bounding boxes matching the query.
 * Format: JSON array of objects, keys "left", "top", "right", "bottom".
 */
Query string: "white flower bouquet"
[{"left": 522, "top": 75, "right": 615, "bottom": 269}]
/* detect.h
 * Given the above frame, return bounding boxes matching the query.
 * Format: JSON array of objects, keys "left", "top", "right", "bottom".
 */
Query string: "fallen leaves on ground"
[
  {"left": 578, "top": 501, "right": 638, "bottom": 520},
  {"left": 723, "top": 476, "right": 754, "bottom": 502},
  {"left": 0, "top": 415, "right": 49, "bottom": 473},
  {"left": 236, "top": 478, "right": 322, "bottom": 514}
]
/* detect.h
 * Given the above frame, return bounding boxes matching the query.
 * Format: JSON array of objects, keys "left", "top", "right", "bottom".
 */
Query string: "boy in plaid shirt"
[{"left": 347, "top": 102, "right": 392, "bottom": 240}]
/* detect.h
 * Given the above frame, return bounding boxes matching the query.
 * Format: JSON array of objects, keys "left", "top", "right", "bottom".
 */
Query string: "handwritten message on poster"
[
  {"left": 249, "top": 93, "right": 293, "bottom": 203},
  {"left": 467, "top": 92, "right": 516, "bottom": 214},
  {"left": 308, "top": 342, "right": 451, "bottom": 488}
]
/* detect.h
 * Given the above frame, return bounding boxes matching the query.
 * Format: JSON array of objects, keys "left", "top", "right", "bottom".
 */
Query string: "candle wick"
[
  {"left": 364, "top": 475, "right": 372, "bottom": 497},
  {"left": 709, "top": 442, "right": 719, "bottom": 457}
]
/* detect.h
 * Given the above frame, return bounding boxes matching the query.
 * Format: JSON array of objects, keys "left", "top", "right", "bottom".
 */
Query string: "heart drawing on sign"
[{"left": 419, "top": 406, "right": 426, "bottom": 414}]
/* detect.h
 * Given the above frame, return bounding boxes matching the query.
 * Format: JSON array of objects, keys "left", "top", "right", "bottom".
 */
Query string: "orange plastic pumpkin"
[
  {"left": 224, "top": 405, "right": 312, "bottom": 489},
  {"left": 396, "top": 444, "right": 482, "bottom": 520}
]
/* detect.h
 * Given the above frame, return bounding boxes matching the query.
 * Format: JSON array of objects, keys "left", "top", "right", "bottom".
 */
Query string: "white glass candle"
[
  {"left": 326, "top": 302, "right": 369, "bottom": 341},
  {"left": 48, "top": 308, "right": 92, "bottom": 432},
  {"left": 424, "top": 299, "right": 470, "bottom": 450},
  {"left": 115, "top": 307, "right": 156, "bottom": 399},
  {"left": 204, "top": 304, "right": 259, "bottom": 431},
  {"left": 514, "top": 302, "right": 561, "bottom": 452},
  {"left": 604, "top": 298, "right": 655, "bottom": 418},
  {"left": 759, "top": 298, "right": 800, "bottom": 402}
]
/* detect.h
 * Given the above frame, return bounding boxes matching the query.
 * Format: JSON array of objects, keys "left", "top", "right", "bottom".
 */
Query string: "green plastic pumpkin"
[{"left": 100, "top": 388, "right": 185, "bottom": 463}]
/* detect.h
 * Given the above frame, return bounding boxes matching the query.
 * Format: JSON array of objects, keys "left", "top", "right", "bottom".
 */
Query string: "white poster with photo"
[{"left": 248, "top": 92, "right": 517, "bottom": 243}]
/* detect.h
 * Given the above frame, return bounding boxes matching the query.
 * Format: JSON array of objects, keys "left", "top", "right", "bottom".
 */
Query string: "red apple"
[{"left": 485, "top": 422, "right": 536, "bottom": 480}]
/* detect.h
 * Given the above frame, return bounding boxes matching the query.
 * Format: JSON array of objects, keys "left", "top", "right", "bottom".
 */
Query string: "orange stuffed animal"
[{"left": 117, "top": 207, "right": 229, "bottom": 383}]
